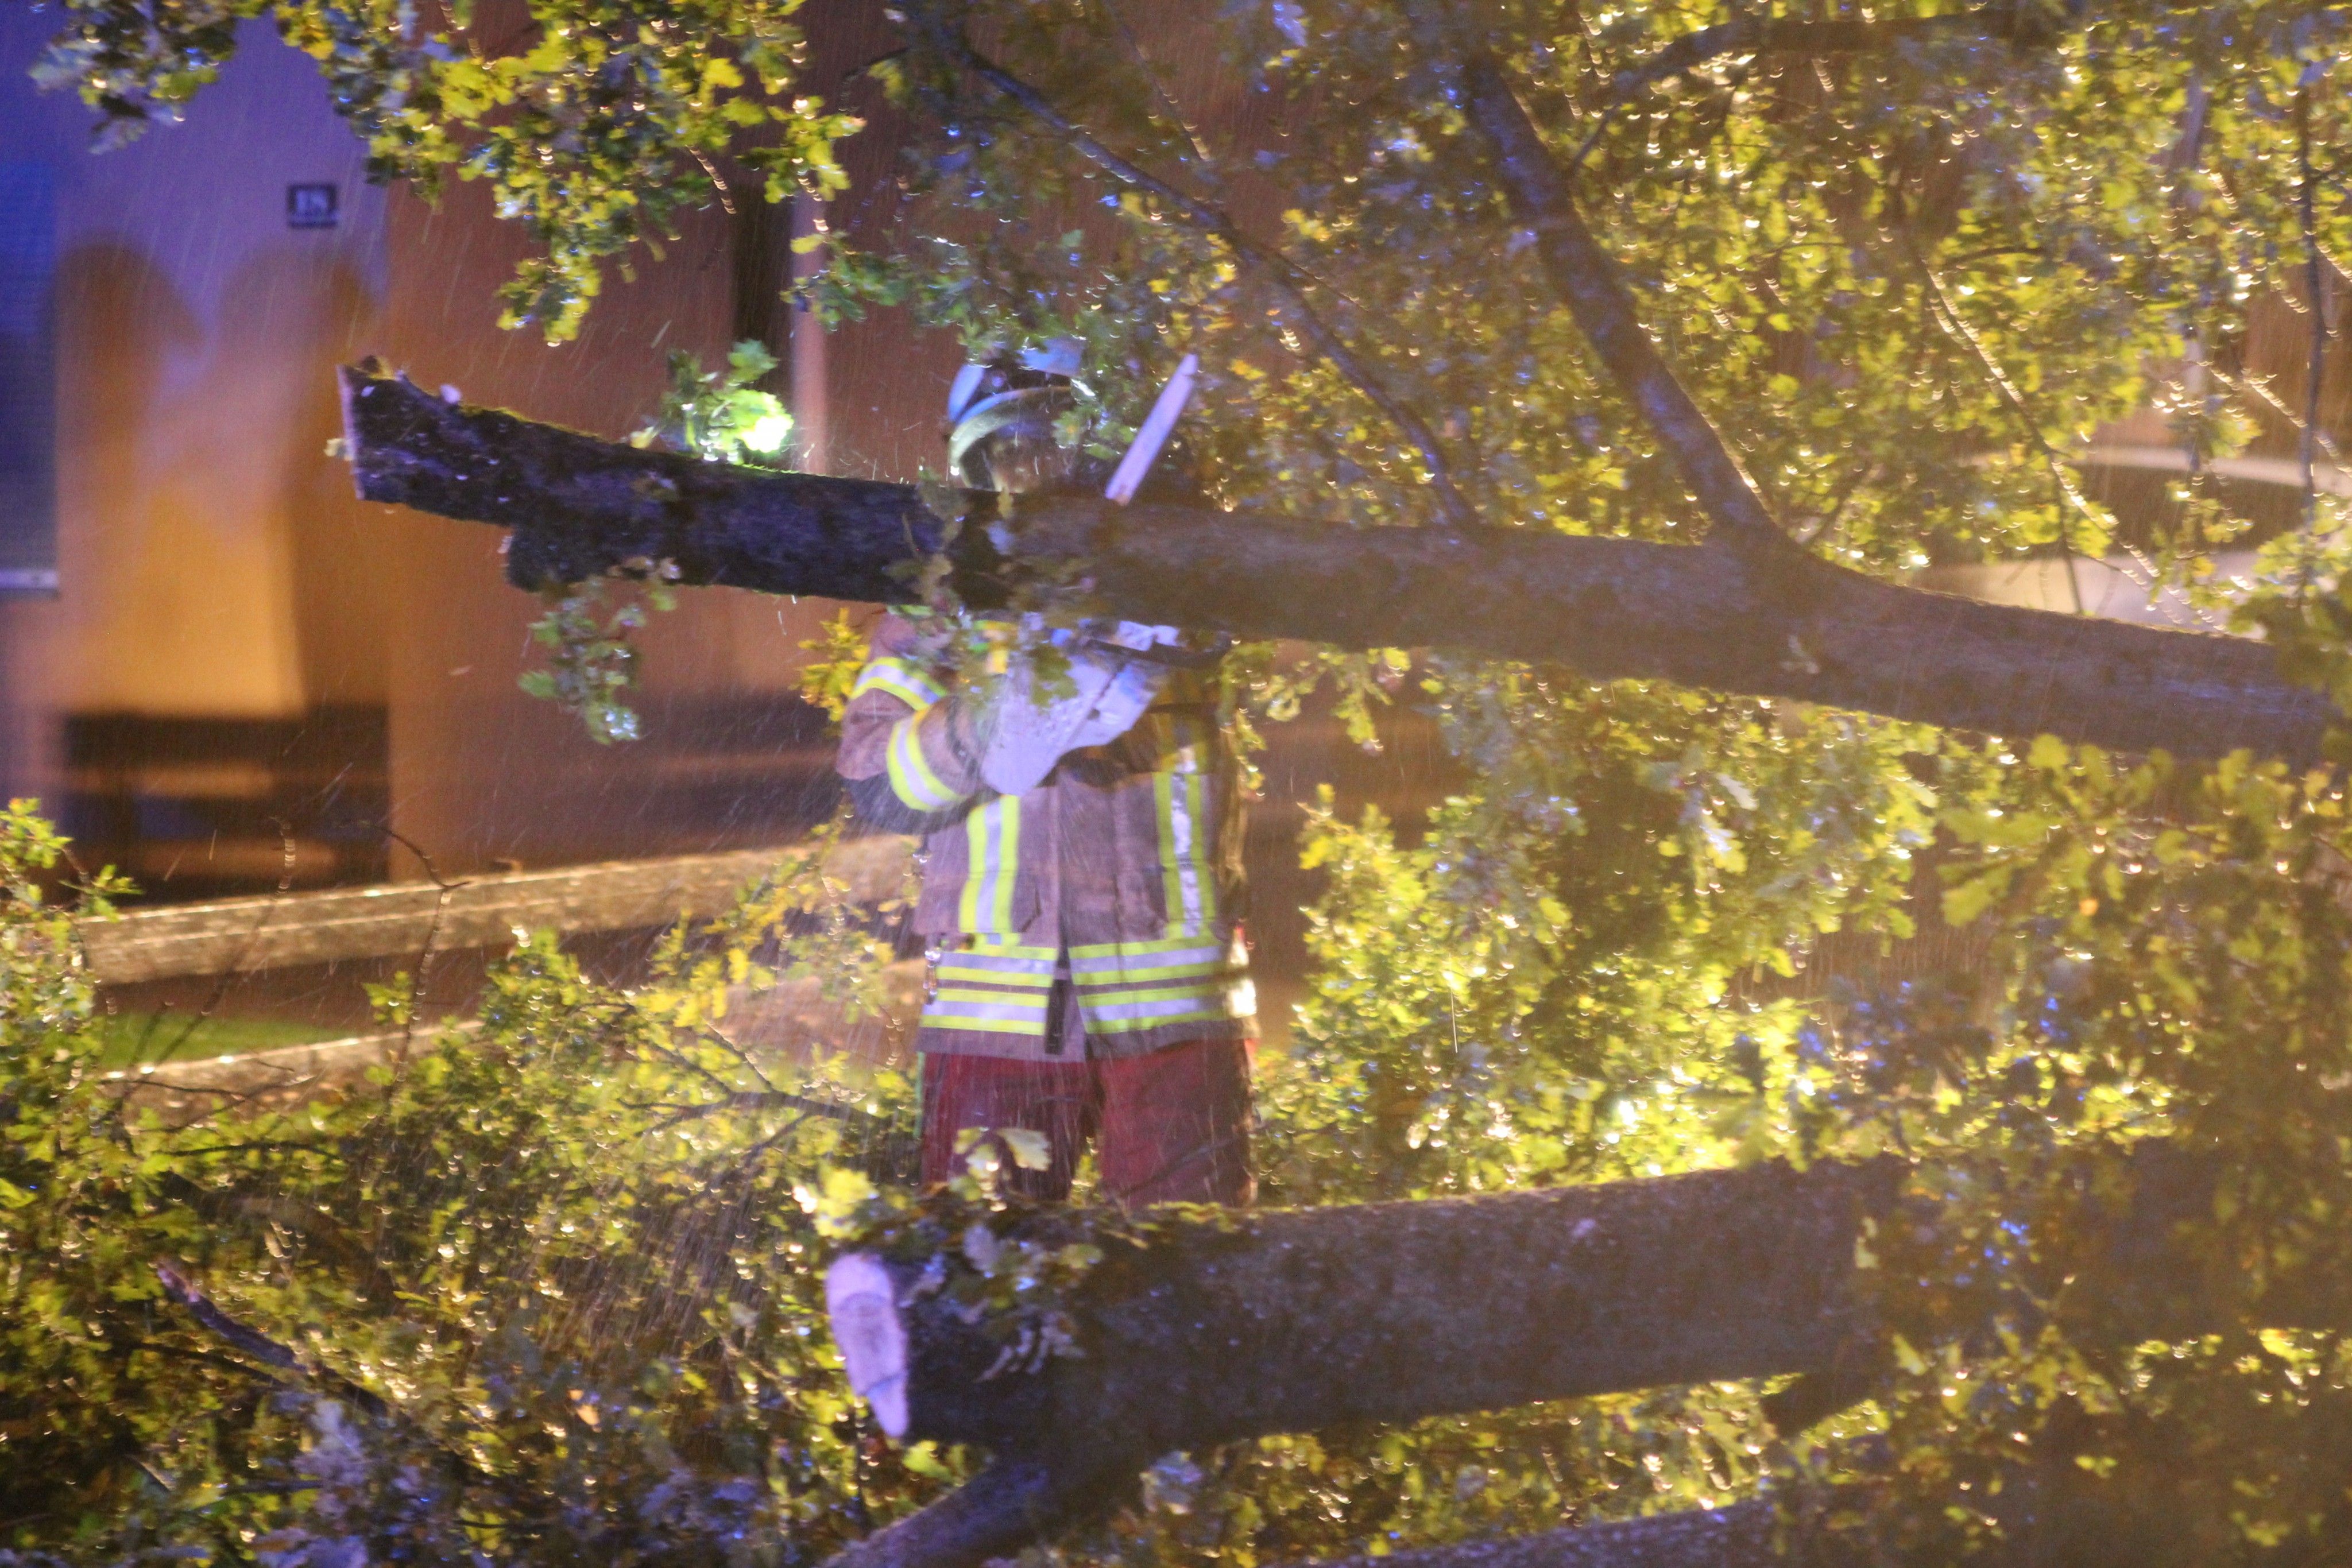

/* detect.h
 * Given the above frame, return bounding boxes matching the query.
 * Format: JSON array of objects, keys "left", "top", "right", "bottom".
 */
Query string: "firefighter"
[{"left": 834, "top": 345, "right": 1255, "bottom": 1207}]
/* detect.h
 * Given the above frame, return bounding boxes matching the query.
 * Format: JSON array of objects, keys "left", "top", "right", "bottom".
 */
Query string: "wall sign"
[{"left": 287, "top": 183, "right": 339, "bottom": 230}]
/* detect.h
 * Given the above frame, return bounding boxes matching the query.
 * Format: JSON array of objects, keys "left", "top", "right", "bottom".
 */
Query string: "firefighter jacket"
[{"left": 835, "top": 612, "right": 1254, "bottom": 1062}]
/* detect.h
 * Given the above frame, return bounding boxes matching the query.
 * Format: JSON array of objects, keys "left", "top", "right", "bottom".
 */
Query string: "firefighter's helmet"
[{"left": 944, "top": 340, "right": 1087, "bottom": 494}]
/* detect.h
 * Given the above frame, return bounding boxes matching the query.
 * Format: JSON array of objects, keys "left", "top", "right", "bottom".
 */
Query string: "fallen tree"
[
  {"left": 340, "top": 365, "right": 2332, "bottom": 767},
  {"left": 816, "top": 1143, "right": 2339, "bottom": 1568}
]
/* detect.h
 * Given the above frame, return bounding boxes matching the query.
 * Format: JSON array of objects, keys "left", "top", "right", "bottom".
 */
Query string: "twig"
[
  {"left": 2215, "top": 363, "right": 2344, "bottom": 468},
  {"left": 153, "top": 1261, "right": 396, "bottom": 1424},
  {"left": 382, "top": 825, "right": 470, "bottom": 1067},
  {"left": 2298, "top": 71, "right": 2332, "bottom": 577},
  {"left": 1795, "top": 460, "right": 1881, "bottom": 549},
  {"left": 639, "top": 1087, "right": 883, "bottom": 1132},
  {"left": 1573, "top": 6, "right": 2039, "bottom": 173},
  {"left": 1100, "top": 0, "right": 1218, "bottom": 176},
  {"left": 1909, "top": 242, "right": 2105, "bottom": 610},
  {"left": 644, "top": 1033, "right": 764, "bottom": 1102},
  {"left": 911, "top": 13, "right": 1479, "bottom": 531},
  {"left": 152, "top": 1260, "right": 506, "bottom": 1490},
  {"left": 145, "top": 817, "right": 303, "bottom": 1077},
  {"left": 154, "top": 1261, "right": 299, "bottom": 1372},
  {"left": 703, "top": 1023, "right": 782, "bottom": 1093},
  {"left": 1604, "top": 9, "right": 2017, "bottom": 106},
  {"left": 839, "top": 47, "right": 909, "bottom": 91}
]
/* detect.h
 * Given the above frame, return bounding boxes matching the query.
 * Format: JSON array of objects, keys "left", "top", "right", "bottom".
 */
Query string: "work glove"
[{"left": 977, "top": 622, "right": 1177, "bottom": 797}]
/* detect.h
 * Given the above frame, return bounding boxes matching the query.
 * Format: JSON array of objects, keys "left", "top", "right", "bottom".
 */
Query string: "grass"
[{"left": 93, "top": 1012, "right": 353, "bottom": 1071}]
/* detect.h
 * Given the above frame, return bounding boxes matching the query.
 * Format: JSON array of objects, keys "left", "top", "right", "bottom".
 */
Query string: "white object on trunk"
[
  {"left": 978, "top": 634, "right": 1170, "bottom": 797},
  {"left": 1104, "top": 353, "right": 1200, "bottom": 505},
  {"left": 826, "top": 1253, "right": 910, "bottom": 1438}
]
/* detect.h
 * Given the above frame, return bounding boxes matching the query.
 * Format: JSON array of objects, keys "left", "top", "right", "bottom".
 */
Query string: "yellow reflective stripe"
[
  {"left": 1081, "top": 981, "right": 1231, "bottom": 1006},
  {"left": 1154, "top": 771, "right": 1187, "bottom": 932},
  {"left": 1153, "top": 748, "right": 1216, "bottom": 935},
  {"left": 930, "top": 988, "right": 1054, "bottom": 1011},
  {"left": 1090, "top": 1010, "right": 1228, "bottom": 1034},
  {"left": 1076, "top": 959, "right": 1225, "bottom": 984},
  {"left": 920, "top": 1008, "right": 1051, "bottom": 1036},
  {"left": 937, "top": 954, "right": 1056, "bottom": 986},
  {"left": 853, "top": 657, "right": 948, "bottom": 710},
  {"left": 961, "top": 939, "right": 1058, "bottom": 959},
  {"left": 1186, "top": 768, "right": 1217, "bottom": 927},
  {"left": 868, "top": 670, "right": 945, "bottom": 710},
  {"left": 1080, "top": 978, "right": 1234, "bottom": 1019},
  {"left": 957, "top": 796, "right": 1022, "bottom": 935},
  {"left": 887, "top": 715, "right": 962, "bottom": 810},
  {"left": 1082, "top": 973, "right": 1252, "bottom": 1033},
  {"left": 1068, "top": 936, "right": 1217, "bottom": 958},
  {"left": 1070, "top": 936, "right": 1235, "bottom": 988},
  {"left": 1070, "top": 941, "right": 1222, "bottom": 970}
]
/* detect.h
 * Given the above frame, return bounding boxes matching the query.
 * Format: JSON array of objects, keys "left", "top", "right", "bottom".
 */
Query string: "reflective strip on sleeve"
[
  {"left": 854, "top": 657, "right": 948, "bottom": 711},
  {"left": 956, "top": 796, "right": 1023, "bottom": 935},
  {"left": 1152, "top": 760, "right": 1216, "bottom": 936},
  {"left": 886, "top": 713, "right": 964, "bottom": 811}
]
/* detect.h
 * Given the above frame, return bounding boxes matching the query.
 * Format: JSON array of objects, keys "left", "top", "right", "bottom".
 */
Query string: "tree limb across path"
[
  {"left": 342, "top": 364, "right": 2334, "bottom": 765},
  {"left": 818, "top": 1143, "right": 2349, "bottom": 1568}
]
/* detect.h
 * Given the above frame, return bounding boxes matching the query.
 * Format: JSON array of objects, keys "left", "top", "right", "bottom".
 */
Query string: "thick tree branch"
[
  {"left": 1456, "top": 53, "right": 1789, "bottom": 552},
  {"left": 908, "top": 13, "right": 1480, "bottom": 531},
  {"left": 819, "top": 1143, "right": 2350, "bottom": 1568},
  {"left": 341, "top": 365, "right": 2341, "bottom": 765}
]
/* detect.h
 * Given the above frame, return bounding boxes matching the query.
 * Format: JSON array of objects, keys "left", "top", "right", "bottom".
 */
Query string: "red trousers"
[{"left": 918, "top": 1037, "right": 1256, "bottom": 1206}]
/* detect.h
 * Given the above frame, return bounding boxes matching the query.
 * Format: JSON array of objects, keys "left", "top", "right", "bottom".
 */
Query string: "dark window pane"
[{"left": 0, "top": 161, "right": 55, "bottom": 596}]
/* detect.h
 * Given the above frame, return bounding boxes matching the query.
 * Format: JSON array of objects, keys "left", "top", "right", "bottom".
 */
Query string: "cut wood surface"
[
  {"left": 340, "top": 366, "right": 2339, "bottom": 766},
  {"left": 78, "top": 835, "right": 914, "bottom": 985}
]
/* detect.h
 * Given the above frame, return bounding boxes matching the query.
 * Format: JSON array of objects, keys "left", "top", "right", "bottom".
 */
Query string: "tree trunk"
[
  {"left": 340, "top": 366, "right": 2335, "bottom": 764},
  {"left": 819, "top": 1145, "right": 2346, "bottom": 1568}
]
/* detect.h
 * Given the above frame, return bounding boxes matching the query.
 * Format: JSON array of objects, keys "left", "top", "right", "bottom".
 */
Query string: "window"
[{"left": 0, "top": 161, "right": 55, "bottom": 595}]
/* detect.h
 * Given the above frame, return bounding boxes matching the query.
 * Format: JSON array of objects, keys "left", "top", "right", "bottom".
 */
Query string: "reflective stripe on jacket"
[{"left": 835, "top": 613, "right": 1253, "bottom": 1061}]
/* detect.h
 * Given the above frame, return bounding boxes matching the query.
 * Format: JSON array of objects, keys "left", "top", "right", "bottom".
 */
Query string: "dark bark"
[
  {"left": 343, "top": 365, "right": 2336, "bottom": 764},
  {"left": 1297, "top": 1482, "right": 2345, "bottom": 1568},
  {"left": 838, "top": 1145, "right": 2348, "bottom": 1568},
  {"left": 889, "top": 1159, "right": 1896, "bottom": 1465},
  {"left": 1312, "top": 1501, "right": 1814, "bottom": 1568},
  {"left": 825, "top": 1459, "right": 1136, "bottom": 1568},
  {"left": 339, "top": 362, "right": 960, "bottom": 602}
]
